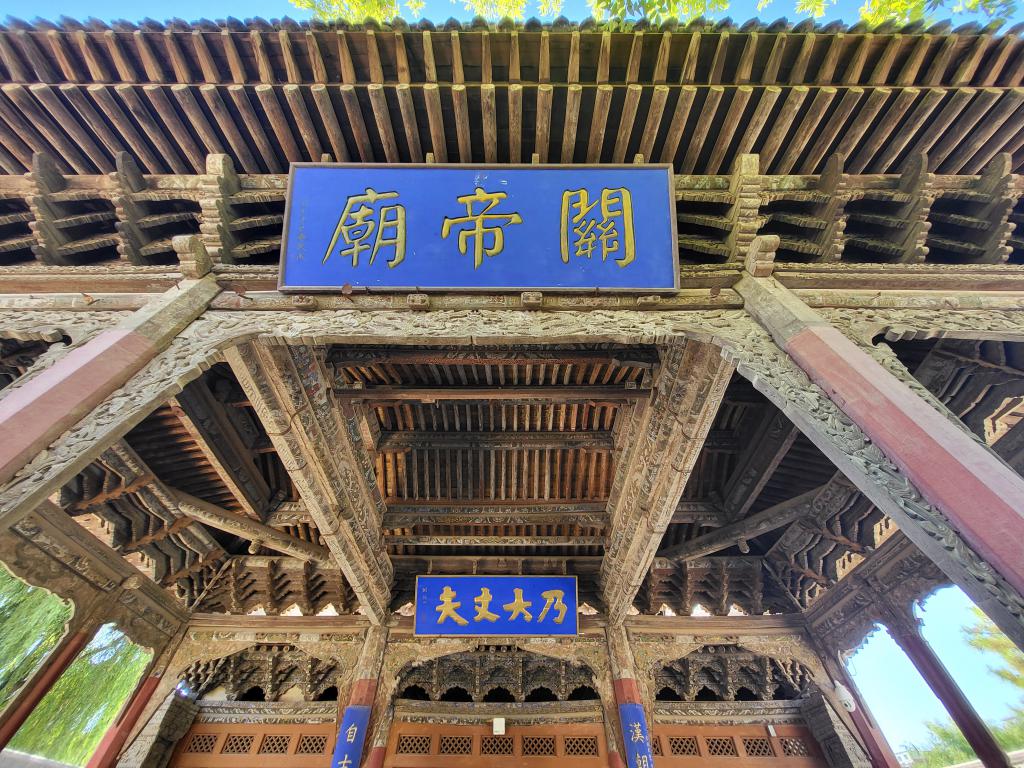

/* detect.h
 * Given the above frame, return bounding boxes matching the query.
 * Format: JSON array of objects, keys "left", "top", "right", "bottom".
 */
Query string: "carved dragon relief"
[{"left": 0, "top": 308, "right": 1018, "bottom": 644}]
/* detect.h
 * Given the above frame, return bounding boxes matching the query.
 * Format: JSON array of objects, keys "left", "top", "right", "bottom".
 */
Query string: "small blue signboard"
[
  {"left": 331, "top": 704, "right": 370, "bottom": 768},
  {"left": 279, "top": 164, "right": 677, "bottom": 292},
  {"left": 619, "top": 702, "right": 656, "bottom": 768},
  {"left": 414, "top": 575, "right": 578, "bottom": 637}
]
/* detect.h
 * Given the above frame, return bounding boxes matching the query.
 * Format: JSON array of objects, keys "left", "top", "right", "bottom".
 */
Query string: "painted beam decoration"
[
  {"left": 414, "top": 575, "right": 578, "bottom": 636},
  {"left": 279, "top": 164, "right": 678, "bottom": 292}
]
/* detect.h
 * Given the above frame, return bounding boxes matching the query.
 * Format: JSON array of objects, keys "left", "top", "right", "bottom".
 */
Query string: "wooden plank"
[
  {"left": 256, "top": 85, "right": 303, "bottom": 164},
  {"left": 190, "top": 30, "right": 221, "bottom": 83},
  {"left": 846, "top": 86, "right": 919, "bottom": 174},
  {"left": 333, "top": 386, "right": 650, "bottom": 403},
  {"left": 774, "top": 86, "right": 836, "bottom": 174},
  {"left": 103, "top": 30, "right": 139, "bottom": 83},
  {"left": 368, "top": 83, "right": 399, "bottom": 162},
  {"left": 220, "top": 30, "right": 247, "bottom": 84},
  {"left": 115, "top": 84, "right": 190, "bottom": 173},
  {"left": 379, "top": 431, "right": 615, "bottom": 451},
  {"left": 706, "top": 86, "right": 752, "bottom": 174},
  {"left": 660, "top": 85, "right": 696, "bottom": 164},
  {"left": 560, "top": 84, "right": 581, "bottom": 163},
  {"left": 423, "top": 82, "right": 447, "bottom": 163},
  {"left": 249, "top": 29, "right": 275, "bottom": 85},
  {"left": 451, "top": 84, "right": 472, "bottom": 162},
  {"left": 680, "top": 85, "right": 723, "bottom": 173},
  {"left": 45, "top": 30, "right": 81, "bottom": 83},
  {"left": 27, "top": 84, "right": 112, "bottom": 173},
  {"left": 278, "top": 30, "right": 302, "bottom": 83},
  {"left": 832, "top": 86, "right": 890, "bottom": 162},
  {"left": 311, "top": 84, "right": 351, "bottom": 163},
  {"left": 799, "top": 86, "right": 862, "bottom": 173},
  {"left": 133, "top": 31, "right": 167, "bottom": 83},
  {"left": 143, "top": 85, "right": 204, "bottom": 173},
  {"left": 1, "top": 84, "right": 93, "bottom": 173},
  {"left": 733, "top": 85, "right": 781, "bottom": 158},
  {"left": 587, "top": 84, "right": 613, "bottom": 163},
  {"left": 60, "top": 84, "right": 130, "bottom": 160},
  {"left": 508, "top": 83, "right": 522, "bottom": 163},
  {"left": 535, "top": 84, "right": 552, "bottom": 163},
  {"left": 481, "top": 83, "right": 497, "bottom": 163},
  {"left": 612, "top": 84, "right": 641, "bottom": 163},
  {"left": 395, "top": 84, "right": 421, "bottom": 163},
  {"left": 306, "top": 31, "right": 329, "bottom": 85},
  {"left": 340, "top": 83, "right": 373, "bottom": 162},
  {"left": 637, "top": 84, "right": 668, "bottom": 162},
  {"left": 208, "top": 87, "right": 263, "bottom": 163},
  {"left": 198, "top": 84, "right": 259, "bottom": 172},
  {"left": 87, "top": 85, "right": 163, "bottom": 171}
]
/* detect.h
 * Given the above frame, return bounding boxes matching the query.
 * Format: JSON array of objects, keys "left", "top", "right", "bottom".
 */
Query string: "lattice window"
[
  {"left": 221, "top": 735, "right": 255, "bottom": 754},
  {"left": 439, "top": 735, "right": 473, "bottom": 755},
  {"left": 481, "top": 736, "right": 514, "bottom": 755},
  {"left": 397, "top": 735, "right": 432, "bottom": 754},
  {"left": 564, "top": 736, "right": 599, "bottom": 756},
  {"left": 259, "top": 735, "right": 291, "bottom": 754},
  {"left": 523, "top": 736, "right": 556, "bottom": 756},
  {"left": 651, "top": 736, "right": 663, "bottom": 756},
  {"left": 706, "top": 737, "right": 739, "bottom": 757},
  {"left": 669, "top": 736, "right": 700, "bottom": 756},
  {"left": 185, "top": 733, "right": 217, "bottom": 753},
  {"left": 296, "top": 735, "right": 329, "bottom": 754},
  {"left": 781, "top": 737, "right": 810, "bottom": 757},
  {"left": 743, "top": 738, "right": 775, "bottom": 757}
]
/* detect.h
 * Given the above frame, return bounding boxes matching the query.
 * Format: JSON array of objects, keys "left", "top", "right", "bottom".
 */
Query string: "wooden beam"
[
  {"left": 600, "top": 339, "right": 734, "bottom": 623},
  {"left": 171, "top": 377, "right": 272, "bottom": 519},
  {"left": 378, "top": 431, "right": 615, "bottom": 451},
  {"left": 720, "top": 408, "right": 798, "bottom": 520},
  {"left": 383, "top": 500, "right": 608, "bottom": 528},
  {"left": 659, "top": 479, "right": 856, "bottom": 560},
  {"left": 333, "top": 386, "right": 649, "bottom": 404},
  {"left": 327, "top": 348, "right": 658, "bottom": 368},
  {"left": 670, "top": 499, "right": 723, "bottom": 525},
  {"left": 387, "top": 534, "right": 606, "bottom": 547},
  {"left": 225, "top": 342, "right": 393, "bottom": 624},
  {"left": 175, "top": 489, "right": 332, "bottom": 565}
]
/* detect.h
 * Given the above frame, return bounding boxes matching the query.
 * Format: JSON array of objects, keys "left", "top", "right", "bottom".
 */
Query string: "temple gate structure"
[{"left": 1, "top": 16, "right": 1024, "bottom": 768}]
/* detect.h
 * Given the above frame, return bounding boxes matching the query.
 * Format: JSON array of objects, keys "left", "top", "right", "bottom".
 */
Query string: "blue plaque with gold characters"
[
  {"left": 278, "top": 164, "right": 677, "bottom": 292},
  {"left": 414, "top": 575, "right": 578, "bottom": 637}
]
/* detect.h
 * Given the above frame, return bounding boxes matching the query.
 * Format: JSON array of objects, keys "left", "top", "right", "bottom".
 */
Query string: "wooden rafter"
[
  {"left": 719, "top": 408, "right": 799, "bottom": 521},
  {"left": 600, "top": 339, "right": 734, "bottom": 622},
  {"left": 225, "top": 341, "right": 393, "bottom": 624}
]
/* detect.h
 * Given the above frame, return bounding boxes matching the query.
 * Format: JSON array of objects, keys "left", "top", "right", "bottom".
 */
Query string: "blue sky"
[
  {"left": 847, "top": 586, "right": 1024, "bottom": 752},
  {"left": 5, "top": 0, "right": 1024, "bottom": 28}
]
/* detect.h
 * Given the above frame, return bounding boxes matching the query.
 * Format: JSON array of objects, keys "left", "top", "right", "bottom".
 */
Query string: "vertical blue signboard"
[
  {"left": 279, "top": 164, "right": 677, "bottom": 292},
  {"left": 331, "top": 704, "right": 370, "bottom": 768},
  {"left": 414, "top": 575, "right": 578, "bottom": 636},
  {"left": 619, "top": 702, "right": 656, "bottom": 768}
]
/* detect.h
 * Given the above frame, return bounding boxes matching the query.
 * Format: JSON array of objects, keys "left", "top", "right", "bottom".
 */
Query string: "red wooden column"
[
  {"left": 84, "top": 670, "right": 163, "bottom": 768},
  {"left": 345, "top": 627, "right": 389, "bottom": 768},
  {"left": 0, "top": 622, "right": 97, "bottom": 750},
  {"left": 607, "top": 626, "right": 655, "bottom": 768},
  {"left": 736, "top": 266, "right": 1024, "bottom": 639},
  {"left": 0, "top": 272, "right": 219, "bottom": 487},
  {"left": 883, "top": 604, "right": 1010, "bottom": 768}
]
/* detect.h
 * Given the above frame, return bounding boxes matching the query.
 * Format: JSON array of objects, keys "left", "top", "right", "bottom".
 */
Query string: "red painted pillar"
[
  {"left": 737, "top": 271, "right": 1024, "bottom": 629},
  {"left": 886, "top": 611, "right": 1010, "bottom": 768},
  {"left": 0, "top": 275, "right": 219, "bottom": 486},
  {"left": 607, "top": 626, "right": 655, "bottom": 768},
  {"left": 84, "top": 673, "right": 162, "bottom": 768},
  {"left": 0, "top": 625, "right": 94, "bottom": 750},
  {"left": 835, "top": 668, "right": 901, "bottom": 768}
]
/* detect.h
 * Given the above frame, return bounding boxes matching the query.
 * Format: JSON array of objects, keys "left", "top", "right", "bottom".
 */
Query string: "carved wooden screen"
[
  {"left": 651, "top": 724, "right": 828, "bottom": 768},
  {"left": 383, "top": 720, "right": 607, "bottom": 767},
  {"left": 170, "top": 722, "right": 334, "bottom": 767}
]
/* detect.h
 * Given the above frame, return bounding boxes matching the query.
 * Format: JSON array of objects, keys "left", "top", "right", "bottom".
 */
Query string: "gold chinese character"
[
  {"left": 474, "top": 587, "right": 500, "bottom": 623},
  {"left": 537, "top": 589, "right": 568, "bottom": 624},
  {"left": 441, "top": 187, "right": 522, "bottom": 269},
  {"left": 630, "top": 722, "right": 645, "bottom": 743},
  {"left": 345, "top": 723, "right": 359, "bottom": 743},
  {"left": 559, "top": 188, "right": 635, "bottom": 267},
  {"left": 436, "top": 585, "right": 469, "bottom": 626},
  {"left": 502, "top": 588, "right": 533, "bottom": 622},
  {"left": 336, "top": 756, "right": 353, "bottom": 768},
  {"left": 634, "top": 755, "right": 650, "bottom": 768},
  {"left": 323, "top": 187, "right": 406, "bottom": 269}
]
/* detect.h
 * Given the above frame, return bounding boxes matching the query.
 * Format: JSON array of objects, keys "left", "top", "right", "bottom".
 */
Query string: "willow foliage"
[
  {"left": 0, "top": 568, "right": 151, "bottom": 767},
  {"left": 291, "top": 0, "right": 1016, "bottom": 30}
]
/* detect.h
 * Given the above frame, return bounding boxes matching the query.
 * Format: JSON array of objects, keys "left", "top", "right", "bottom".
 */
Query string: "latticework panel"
[
  {"left": 706, "top": 737, "right": 739, "bottom": 757},
  {"left": 258, "top": 734, "right": 291, "bottom": 754},
  {"left": 523, "top": 736, "right": 556, "bottom": 756},
  {"left": 221, "top": 735, "right": 255, "bottom": 754},
  {"left": 481, "top": 736, "right": 514, "bottom": 755},
  {"left": 669, "top": 736, "right": 700, "bottom": 756},
  {"left": 651, "top": 736, "right": 664, "bottom": 756},
  {"left": 743, "top": 737, "right": 775, "bottom": 757},
  {"left": 185, "top": 733, "right": 218, "bottom": 753},
  {"left": 439, "top": 735, "right": 474, "bottom": 755},
  {"left": 780, "top": 737, "right": 811, "bottom": 757},
  {"left": 396, "top": 735, "right": 432, "bottom": 754},
  {"left": 564, "top": 736, "right": 599, "bottom": 756},
  {"left": 296, "top": 734, "right": 329, "bottom": 754}
]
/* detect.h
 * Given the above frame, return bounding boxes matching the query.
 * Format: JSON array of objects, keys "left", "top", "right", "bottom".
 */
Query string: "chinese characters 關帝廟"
[
  {"left": 560, "top": 187, "right": 636, "bottom": 267},
  {"left": 323, "top": 187, "right": 406, "bottom": 269}
]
